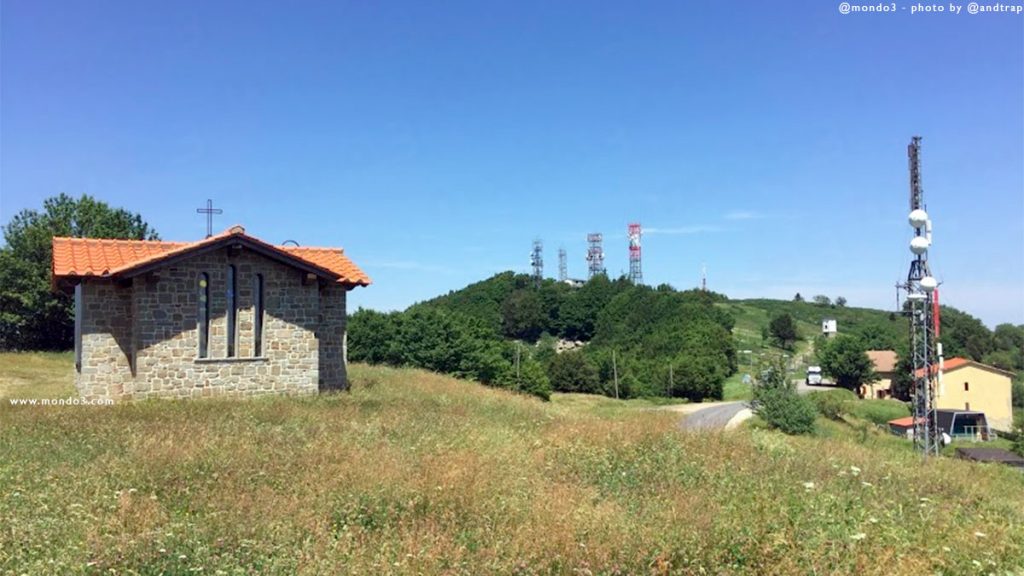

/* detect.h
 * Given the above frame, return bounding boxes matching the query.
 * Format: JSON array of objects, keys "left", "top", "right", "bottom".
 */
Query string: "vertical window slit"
[
  {"left": 198, "top": 273, "right": 210, "bottom": 358},
  {"left": 227, "top": 265, "right": 237, "bottom": 357},
  {"left": 254, "top": 274, "right": 263, "bottom": 357}
]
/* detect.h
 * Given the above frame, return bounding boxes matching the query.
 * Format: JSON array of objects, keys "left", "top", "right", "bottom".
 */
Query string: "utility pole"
[
  {"left": 668, "top": 363, "right": 674, "bottom": 398},
  {"left": 515, "top": 342, "right": 521, "bottom": 386},
  {"left": 612, "top": 350, "right": 620, "bottom": 399}
]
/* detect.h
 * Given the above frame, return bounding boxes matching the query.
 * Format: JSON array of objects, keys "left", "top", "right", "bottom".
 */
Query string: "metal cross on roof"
[{"left": 196, "top": 199, "right": 223, "bottom": 238}]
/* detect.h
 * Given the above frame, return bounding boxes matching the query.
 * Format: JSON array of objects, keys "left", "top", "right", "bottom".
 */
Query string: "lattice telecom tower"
[
  {"left": 531, "top": 239, "right": 544, "bottom": 288},
  {"left": 898, "top": 136, "right": 941, "bottom": 457},
  {"left": 627, "top": 223, "right": 642, "bottom": 284},
  {"left": 701, "top": 263, "right": 707, "bottom": 292},
  {"left": 558, "top": 248, "right": 567, "bottom": 282},
  {"left": 586, "top": 233, "right": 605, "bottom": 278}
]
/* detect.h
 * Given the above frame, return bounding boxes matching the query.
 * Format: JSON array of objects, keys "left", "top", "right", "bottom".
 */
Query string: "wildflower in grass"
[
  {"left": 802, "top": 482, "right": 815, "bottom": 490},
  {"left": 974, "top": 531, "right": 986, "bottom": 538},
  {"left": 850, "top": 533, "right": 867, "bottom": 541},
  {"left": 942, "top": 546, "right": 951, "bottom": 552},
  {"left": 868, "top": 517, "right": 878, "bottom": 524},
  {"left": 850, "top": 465, "right": 861, "bottom": 476},
  {"left": 861, "top": 481, "right": 873, "bottom": 488}
]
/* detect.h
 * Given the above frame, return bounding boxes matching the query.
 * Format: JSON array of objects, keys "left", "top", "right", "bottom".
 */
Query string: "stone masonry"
[{"left": 77, "top": 247, "right": 349, "bottom": 401}]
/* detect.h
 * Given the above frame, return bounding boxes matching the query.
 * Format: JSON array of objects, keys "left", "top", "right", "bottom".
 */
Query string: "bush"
[
  {"left": 1013, "top": 417, "right": 1024, "bottom": 457},
  {"left": 1012, "top": 379, "right": 1024, "bottom": 409},
  {"left": 807, "top": 390, "right": 853, "bottom": 420},
  {"left": 496, "top": 357, "right": 552, "bottom": 401},
  {"left": 846, "top": 399, "right": 911, "bottom": 426},
  {"left": 547, "top": 351, "right": 600, "bottom": 394},
  {"left": 755, "top": 387, "right": 817, "bottom": 435},
  {"left": 753, "top": 354, "right": 815, "bottom": 435}
]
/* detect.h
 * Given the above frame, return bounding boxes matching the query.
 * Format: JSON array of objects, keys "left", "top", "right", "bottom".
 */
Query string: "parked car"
[{"left": 806, "top": 366, "right": 823, "bottom": 385}]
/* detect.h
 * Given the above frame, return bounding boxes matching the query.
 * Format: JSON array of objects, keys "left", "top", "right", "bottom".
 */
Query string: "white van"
[{"left": 806, "top": 366, "right": 823, "bottom": 385}]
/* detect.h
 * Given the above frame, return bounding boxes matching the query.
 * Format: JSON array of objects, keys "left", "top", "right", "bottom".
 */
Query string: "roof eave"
[{"left": 113, "top": 235, "right": 342, "bottom": 282}]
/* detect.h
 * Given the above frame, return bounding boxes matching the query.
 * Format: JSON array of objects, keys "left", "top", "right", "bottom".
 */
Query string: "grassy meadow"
[{"left": 1, "top": 353, "right": 1023, "bottom": 575}]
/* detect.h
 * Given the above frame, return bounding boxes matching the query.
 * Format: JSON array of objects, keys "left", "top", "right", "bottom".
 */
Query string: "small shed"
[
  {"left": 821, "top": 318, "right": 837, "bottom": 338},
  {"left": 936, "top": 410, "right": 991, "bottom": 441},
  {"left": 888, "top": 416, "right": 921, "bottom": 438}
]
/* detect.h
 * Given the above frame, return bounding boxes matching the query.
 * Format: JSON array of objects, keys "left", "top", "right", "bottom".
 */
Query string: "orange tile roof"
[
  {"left": 888, "top": 416, "right": 922, "bottom": 427},
  {"left": 52, "top": 225, "right": 370, "bottom": 287},
  {"left": 914, "top": 357, "right": 969, "bottom": 378},
  {"left": 52, "top": 237, "right": 187, "bottom": 277},
  {"left": 866, "top": 350, "right": 897, "bottom": 373}
]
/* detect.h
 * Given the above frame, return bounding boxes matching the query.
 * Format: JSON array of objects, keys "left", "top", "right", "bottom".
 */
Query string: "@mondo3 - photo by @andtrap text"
[{"left": 838, "top": 1, "right": 1023, "bottom": 14}]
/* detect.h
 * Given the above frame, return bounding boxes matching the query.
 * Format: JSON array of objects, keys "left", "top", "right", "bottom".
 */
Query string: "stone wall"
[
  {"left": 78, "top": 281, "right": 133, "bottom": 400},
  {"left": 318, "top": 283, "right": 348, "bottom": 390},
  {"left": 76, "top": 245, "right": 351, "bottom": 401}
]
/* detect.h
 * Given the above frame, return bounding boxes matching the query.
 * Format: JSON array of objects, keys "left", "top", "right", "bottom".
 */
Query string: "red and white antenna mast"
[{"left": 628, "top": 223, "right": 642, "bottom": 284}]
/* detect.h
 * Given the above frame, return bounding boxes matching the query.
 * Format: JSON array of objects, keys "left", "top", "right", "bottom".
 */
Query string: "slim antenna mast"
[
  {"left": 897, "top": 136, "right": 941, "bottom": 457},
  {"left": 586, "top": 233, "right": 605, "bottom": 278},
  {"left": 628, "top": 223, "right": 642, "bottom": 284},
  {"left": 531, "top": 239, "right": 544, "bottom": 288},
  {"left": 558, "top": 248, "right": 568, "bottom": 282}
]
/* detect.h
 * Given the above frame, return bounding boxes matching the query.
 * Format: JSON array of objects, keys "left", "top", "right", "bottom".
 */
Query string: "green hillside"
[
  {"left": 351, "top": 273, "right": 739, "bottom": 401},
  {"left": 351, "top": 272, "right": 1023, "bottom": 406},
  {"left": 2, "top": 353, "right": 1023, "bottom": 574}
]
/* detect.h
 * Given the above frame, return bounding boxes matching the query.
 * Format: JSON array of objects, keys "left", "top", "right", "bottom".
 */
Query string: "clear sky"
[{"left": 2, "top": 1, "right": 1022, "bottom": 326}]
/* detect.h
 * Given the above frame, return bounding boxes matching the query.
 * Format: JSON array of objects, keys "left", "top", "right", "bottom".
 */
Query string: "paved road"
[
  {"left": 671, "top": 401, "right": 752, "bottom": 431},
  {"left": 795, "top": 379, "right": 837, "bottom": 395}
]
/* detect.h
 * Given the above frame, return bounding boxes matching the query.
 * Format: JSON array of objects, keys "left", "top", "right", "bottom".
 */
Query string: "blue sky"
[{"left": 2, "top": 1, "right": 1022, "bottom": 326}]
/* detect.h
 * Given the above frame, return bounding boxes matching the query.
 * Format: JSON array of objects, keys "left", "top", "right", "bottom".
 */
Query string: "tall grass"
[{"left": 1, "top": 354, "right": 1022, "bottom": 574}]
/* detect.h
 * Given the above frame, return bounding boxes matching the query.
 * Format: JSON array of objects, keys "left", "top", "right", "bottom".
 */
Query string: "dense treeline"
[
  {"left": 1, "top": 194, "right": 159, "bottom": 350},
  {"left": 890, "top": 307, "right": 1024, "bottom": 403},
  {"left": 349, "top": 273, "right": 737, "bottom": 401}
]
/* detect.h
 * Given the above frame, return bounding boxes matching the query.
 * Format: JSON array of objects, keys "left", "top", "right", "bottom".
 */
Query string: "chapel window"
[
  {"left": 198, "top": 273, "right": 210, "bottom": 358},
  {"left": 227, "top": 265, "right": 237, "bottom": 357},
  {"left": 253, "top": 274, "right": 264, "bottom": 357}
]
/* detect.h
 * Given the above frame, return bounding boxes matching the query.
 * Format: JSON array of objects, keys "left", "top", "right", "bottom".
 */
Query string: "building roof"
[
  {"left": 888, "top": 416, "right": 923, "bottom": 428},
  {"left": 955, "top": 448, "right": 1024, "bottom": 467},
  {"left": 866, "top": 350, "right": 897, "bottom": 373},
  {"left": 914, "top": 357, "right": 1015, "bottom": 379},
  {"left": 52, "top": 225, "right": 371, "bottom": 289}
]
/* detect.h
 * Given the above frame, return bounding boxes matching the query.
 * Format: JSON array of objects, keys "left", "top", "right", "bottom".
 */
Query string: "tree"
[
  {"left": 671, "top": 354, "right": 726, "bottom": 401},
  {"left": 890, "top": 349, "right": 914, "bottom": 401},
  {"left": 501, "top": 289, "right": 545, "bottom": 341},
  {"left": 1012, "top": 412, "right": 1024, "bottom": 457},
  {"left": 752, "top": 354, "right": 815, "bottom": 435},
  {"left": 496, "top": 355, "right": 551, "bottom": 400},
  {"left": 547, "top": 351, "right": 600, "bottom": 394},
  {"left": 347, "top": 309, "right": 402, "bottom": 365},
  {"left": 769, "top": 313, "right": 799, "bottom": 350},
  {"left": 835, "top": 296, "right": 848, "bottom": 308},
  {"left": 0, "top": 194, "right": 158, "bottom": 350},
  {"left": 817, "top": 335, "right": 877, "bottom": 394},
  {"left": 939, "top": 307, "right": 994, "bottom": 362},
  {"left": 812, "top": 295, "right": 832, "bottom": 307},
  {"left": 793, "top": 293, "right": 804, "bottom": 302}
]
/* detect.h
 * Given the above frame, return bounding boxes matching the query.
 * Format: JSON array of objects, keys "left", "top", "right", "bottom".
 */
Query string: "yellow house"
[
  {"left": 921, "top": 358, "right": 1016, "bottom": 431},
  {"left": 862, "top": 350, "right": 897, "bottom": 399}
]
